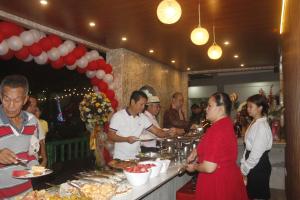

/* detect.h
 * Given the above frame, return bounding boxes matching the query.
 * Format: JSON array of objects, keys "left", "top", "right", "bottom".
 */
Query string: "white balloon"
[
  {"left": 95, "top": 70, "right": 105, "bottom": 79},
  {"left": 20, "top": 31, "right": 35, "bottom": 46},
  {"left": 0, "top": 40, "right": 9, "bottom": 55},
  {"left": 7, "top": 36, "right": 23, "bottom": 51},
  {"left": 64, "top": 40, "right": 75, "bottom": 52},
  {"left": 66, "top": 64, "right": 77, "bottom": 70},
  {"left": 58, "top": 44, "right": 69, "bottom": 56},
  {"left": 24, "top": 55, "right": 33, "bottom": 62},
  {"left": 90, "top": 50, "right": 100, "bottom": 59},
  {"left": 103, "top": 74, "right": 113, "bottom": 83},
  {"left": 86, "top": 70, "right": 96, "bottom": 78},
  {"left": 47, "top": 47, "right": 60, "bottom": 61},
  {"left": 77, "top": 57, "right": 88, "bottom": 68},
  {"left": 30, "top": 29, "right": 41, "bottom": 42},
  {"left": 93, "top": 86, "right": 99, "bottom": 92},
  {"left": 34, "top": 52, "right": 48, "bottom": 64},
  {"left": 84, "top": 52, "right": 93, "bottom": 62},
  {"left": 108, "top": 83, "right": 115, "bottom": 90}
]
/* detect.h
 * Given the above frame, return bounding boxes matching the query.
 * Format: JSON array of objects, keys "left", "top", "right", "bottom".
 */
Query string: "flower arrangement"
[
  {"left": 79, "top": 92, "right": 113, "bottom": 129},
  {"left": 259, "top": 86, "right": 284, "bottom": 121}
]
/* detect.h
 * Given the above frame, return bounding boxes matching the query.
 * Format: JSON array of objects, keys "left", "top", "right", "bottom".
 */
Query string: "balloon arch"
[{"left": 0, "top": 21, "right": 118, "bottom": 109}]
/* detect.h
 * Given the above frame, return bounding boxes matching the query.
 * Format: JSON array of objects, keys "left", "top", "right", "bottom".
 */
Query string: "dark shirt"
[{"left": 163, "top": 107, "right": 190, "bottom": 132}]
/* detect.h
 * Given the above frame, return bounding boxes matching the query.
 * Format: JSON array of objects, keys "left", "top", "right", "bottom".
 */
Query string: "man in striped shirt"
[{"left": 0, "top": 75, "right": 39, "bottom": 199}]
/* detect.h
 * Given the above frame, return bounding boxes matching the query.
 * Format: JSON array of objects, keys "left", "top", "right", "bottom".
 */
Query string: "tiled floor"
[{"left": 271, "top": 189, "right": 286, "bottom": 200}]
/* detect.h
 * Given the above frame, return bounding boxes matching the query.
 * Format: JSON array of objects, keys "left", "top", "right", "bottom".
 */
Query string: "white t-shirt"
[
  {"left": 240, "top": 117, "right": 273, "bottom": 175},
  {"left": 141, "top": 111, "right": 160, "bottom": 148},
  {"left": 109, "top": 109, "right": 152, "bottom": 160}
]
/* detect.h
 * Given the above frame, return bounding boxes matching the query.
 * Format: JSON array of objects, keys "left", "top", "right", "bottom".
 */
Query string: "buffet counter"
[{"left": 113, "top": 164, "right": 192, "bottom": 200}]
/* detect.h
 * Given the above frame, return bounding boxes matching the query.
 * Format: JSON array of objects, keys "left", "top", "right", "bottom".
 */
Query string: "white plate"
[{"left": 13, "top": 169, "right": 53, "bottom": 179}]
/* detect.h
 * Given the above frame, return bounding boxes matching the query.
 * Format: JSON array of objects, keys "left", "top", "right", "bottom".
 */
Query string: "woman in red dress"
[{"left": 186, "top": 92, "right": 248, "bottom": 200}]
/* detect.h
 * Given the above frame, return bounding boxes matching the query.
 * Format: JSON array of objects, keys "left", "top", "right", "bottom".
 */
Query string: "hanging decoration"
[
  {"left": 207, "top": 25, "right": 222, "bottom": 60},
  {"left": 157, "top": 0, "right": 182, "bottom": 24},
  {"left": 0, "top": 21, "right": 119, "bottom": 110},
  {"left": 190, "top": 0, "right": 209, "bottom": 45}
]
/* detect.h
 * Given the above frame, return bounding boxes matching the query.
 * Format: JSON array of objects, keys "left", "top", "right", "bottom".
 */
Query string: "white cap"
[{"left": 147, "top": 96, "right": 160, "bottom": 104}]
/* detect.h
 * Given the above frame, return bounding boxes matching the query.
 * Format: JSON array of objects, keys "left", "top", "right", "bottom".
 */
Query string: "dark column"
[{"left": 282, "top": 0, "right": 300, "bottom": 199}]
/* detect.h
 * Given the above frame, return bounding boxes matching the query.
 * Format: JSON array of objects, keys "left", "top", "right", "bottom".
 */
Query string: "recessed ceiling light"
[
  {"left": 121, "top": 37, "right": 127, "bottom": 41},
  {"left": 149, "top": 49, "right": 154, "bottom": 54},
  {"left": 234, "top": 54, "right": 239, "bottom": 58},
  {"left": 171, "top": 60, "right": 175, "bottom": 63},
  {"left": 89, "top": 22, "right": 96, "bottom": 27},
  {"left": 187, "top": 67, "right": 191, "bottom": 71},
  {"left": 40, "top": 0, "right": 48, "bottom": 5},
  {"left": 224, "top": 41, "right": 230, "bottom": 45},
  {"left": 240, "top": 63, "right": 245, "bottom": 67}
]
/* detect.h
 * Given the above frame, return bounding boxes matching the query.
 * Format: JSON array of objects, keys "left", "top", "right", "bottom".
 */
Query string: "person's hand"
[
  {"left": 175, "top": 128, "right": 185, "bottom": 135},
  {"left": 243, "top": 175, "right": 247, "bottom": 185},
  {"left": 186, "top": 163, "right": 197, "bottom": 172},
  {"left": 126, "top": 136, "right": 138, "bottom": 144},
  {"left": 0, "top": 148, "right": 17, "bottom": 165},
  {"left": 187, "top": 148, "right": 197, "bottom": 163},
  {"left": 168, "top": 128, "right": 177, "bottom": 137}
]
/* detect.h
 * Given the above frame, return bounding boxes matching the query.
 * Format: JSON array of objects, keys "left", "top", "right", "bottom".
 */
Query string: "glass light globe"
[
  {"left": 207, "top": 43, "right": 222, "bottom": 60},
  {"left": 157, "top": 0, "right": 182, "bottom": 24},
  {"left": 190, "top": 26, "right": 209, "bottom": 45}
]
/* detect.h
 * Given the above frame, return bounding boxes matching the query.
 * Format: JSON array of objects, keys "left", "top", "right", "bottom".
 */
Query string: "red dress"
[{"left": 196, "top": 117, "right": 248, "bottom": 200}]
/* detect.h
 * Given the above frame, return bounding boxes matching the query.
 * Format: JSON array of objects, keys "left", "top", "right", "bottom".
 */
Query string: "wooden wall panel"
[{"left": 283, "top": 0, "right": 300, "bottom": 199}]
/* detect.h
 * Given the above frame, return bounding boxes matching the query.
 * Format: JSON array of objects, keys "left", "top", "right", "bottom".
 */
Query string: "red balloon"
[
  {"left": 0, "top": 33, "right": 4, "bottom": 43},
  {"left": 103, "top": 64, "right": 113, "bottom": 74},
  {"left": 77, "top": 67, "right": 87, "bottom": 74},
  {"left": 97, "top": 81, "right": 108, "bottom": 92},
  {"left": 97, "top": 59, "right": 106, "bottom": 69},
  {"left": 15, "top": 46, "right": 30, "bottom": 60},
  {"left": 105, "top": 89, "right": 115, "bottom": 100},
  {"left": 90, "top": 77, "right": 101, "bottom": 85},
  {"left": 0, "top": 22, "right": 24, "bottom": 38},
  {"left": 111, "top": 99, "right": 118, "bottom": 109},
  {"left": 39, "top": 37, "right": 52, "bottom": 51},
  {"left": 29, "top": 43, "right": 42, "bottom": 56},
  {"left": 48, "top": 34, "right": 62, "bottom": 47},
  {"left": 73, "top": 45, "right": 86, "bottom": 59},
  {"left": 0, "top": 50, "right": 14, "bottom": 60},
  {"left": 64, "top": 53, "right": 76, "bottom": 66},
  {"left": 87, "top": 60, "right": 98, "bottom": 71},
  {"left": 51, "top": 57, "right": 64, "bottom": 69}
]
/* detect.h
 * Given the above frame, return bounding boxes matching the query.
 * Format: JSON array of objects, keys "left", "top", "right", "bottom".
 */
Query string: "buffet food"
[
  {"left": 80, "top": 183, "right": 116, "bottom": 200},
  {"left": 139, "top": 161, "right": 162, "bottom": 178},
  {"left": 12, "top": 166, "right": 52, "bottom": 179},
  {"left": 20, "top": 190, "right": 92, "bottom": 200},
  {"left": 123, "top": 165, "right": 151, "bottom": 186},
  {"left": 108, "top": 159, "right": 137, "bottom": 170},
  {"left": 31, "top": 166, "right": 46, "bottom": 176}
]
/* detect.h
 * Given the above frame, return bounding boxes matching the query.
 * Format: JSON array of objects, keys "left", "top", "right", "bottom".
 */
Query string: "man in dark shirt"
[{"left": 163, "top": 92, "right": 191, "bottom": 134}]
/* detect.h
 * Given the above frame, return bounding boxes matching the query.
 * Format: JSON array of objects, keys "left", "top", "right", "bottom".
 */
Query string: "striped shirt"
[{"left": 0, "top": 106, "right": 39, "bottom": 199}]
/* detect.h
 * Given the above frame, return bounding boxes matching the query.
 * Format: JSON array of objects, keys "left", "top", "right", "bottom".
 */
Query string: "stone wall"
[{"left": 107, "top": 48, "right": 188, "bottom": 125}]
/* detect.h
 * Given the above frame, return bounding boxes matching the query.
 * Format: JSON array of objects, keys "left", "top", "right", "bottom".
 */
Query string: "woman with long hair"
[{"left": 240, "top": 94, "right": 273, "bottom": 199}]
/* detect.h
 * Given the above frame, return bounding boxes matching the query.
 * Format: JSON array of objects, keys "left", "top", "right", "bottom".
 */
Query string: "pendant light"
[
  {"left": 190, "top": 1, "right": 209, "bottom": 45},
  {"left": 157, "top": 0, "right": 182, "bottom": 24},
  {"left": 207, "top": 26, "right": 222, "bottom": 60}
]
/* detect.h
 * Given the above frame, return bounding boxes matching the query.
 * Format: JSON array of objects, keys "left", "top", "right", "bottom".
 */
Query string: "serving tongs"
[{"left": 15, "top": 158, "right": 29, "bottom": 168}]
